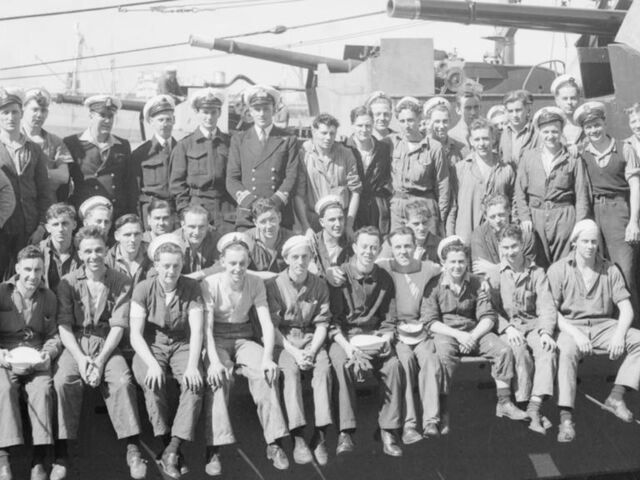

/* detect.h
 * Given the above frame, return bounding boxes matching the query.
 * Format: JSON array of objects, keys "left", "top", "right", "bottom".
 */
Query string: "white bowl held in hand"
[
  {"left": 349, "top": 334, "right": 386, "bottom": 355},
  {"left": 7, "top": 346, "right": 41, "bottom": 374}
]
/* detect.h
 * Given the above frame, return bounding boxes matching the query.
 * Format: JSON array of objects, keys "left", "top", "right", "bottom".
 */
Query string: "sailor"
[
  {"left": 132, "top": 94, "right": 176, "bottom": 227},
  {"left": 448, "top": 88, "right": 481, "bottom": 150},
  {"left": 130, "top": 234, "right": 204, "bottom": 479},
  {"left": 422, "top": 236, "right": 527, "bottom": 434},
  {"left": 328, "top": 226, "right": 404, "bottom": 457},
  {"left": 487, "top": 104, "right": 509, "bottom": 136},
  {"left": 169, "top": 88, "right": 235, "bottom": 233},
  {"left": 377, "top": 227, "right": 441, "bottom": 441},
  {"left": 491, "top": 225, "right": 558, "bottom": 435},
  {"left": 63, "top": 94, "right": 138, "bottom": 221},
  {"left": 0, "top": 246, "right": 61, "bottom": 480},
  {"left": 53, "top": 226, "right": 144, "bottom": 480},
  {"left": 551, "top": 74, "right": 584, "bottom": 149},
  {"left": 39, "top": 203, "right": 81, "bottom": 292},
  {"left": 0, "top": 86, "right": 53, "bottom": 279},
  {"left": 173, "top": 205, "right": 220, "bottom": 280},
  {"left": 389, "top": 96, "right": 448, "bottom": 235},
  {"left": 365, "top": 91, "right": 395, "bottom": 140},
  {"left": 79, "top": 195, "right": 114, "bottom": 241},
  {"left": 21, "top": 87, "right": 73, "bottom": 201},
  {"left": 450, "top": 118, "right": 515, "bottom": 244},
  {"left": 226, "top": 84, "right": 300, "bottom": 230},
  {"left": 499, "top": 89, "right": 541, "bottom": 168},
  {"left": 202, "top": 232, "right": 289, "bottom": 476},
  {"left": 549, "top": 220, "right": 640, "bottom": 442},
  {"left": 308, "top": 195, "right": 352, "bottom": 287},
  {"left": 574, "top": 101, "right": 640, "bottom": 316},
  {"left": 344, "top": 106, "right": 392, "bottom": 235},
  {"left": 245, "top": 198, "right": 293, "bottom": 274},
  {"left": 265, "top": 235, "right": 333, "bottom": 465},
  {"left": 514, "top": 107, "right": 590, "bottom": 265},
  {"left": 106, "top": 214, "right": 152, "bottom": 286},
  {"left": 143, "top": 198, "right": 175, "bottom": 243}
]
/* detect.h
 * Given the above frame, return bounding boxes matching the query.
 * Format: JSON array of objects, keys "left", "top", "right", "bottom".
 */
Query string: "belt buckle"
[{"left": 544, "top": 201, "right": 554, "bottom": 209}]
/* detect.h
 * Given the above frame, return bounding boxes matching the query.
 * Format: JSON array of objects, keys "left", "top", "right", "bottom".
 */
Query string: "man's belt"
[
  {"left": 74, "top": 323, "right": 110, "bottom": 338},
  {"left": 529, "top": 198, "right": 573, "bottom": 209}
]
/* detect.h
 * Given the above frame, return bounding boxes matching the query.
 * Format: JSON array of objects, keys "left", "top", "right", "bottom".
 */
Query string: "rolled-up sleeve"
[
  {"left": 421, "top": 276, "right": 442, "bottom": 332},
  {"left": 623, "top": 140, "right": 640, "bottom": 181}
]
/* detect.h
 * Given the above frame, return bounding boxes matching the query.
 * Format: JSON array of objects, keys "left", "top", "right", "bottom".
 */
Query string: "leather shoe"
[
  {"left": 336, "top": 432, "right": 354, "bottom": 455},
  {"left": 30, "top": 464, "right": 47, "bottom": 480},
  {"left": 0, "top": 457, "right": 11, "bottom": 480},
  {"left": 496, "top": 401, "right": 528, "bottom": 421},
  {"left": 528, "top": 411, "right": 547, "bottom": 435},
  {"left": 604, "top": 396, "right": 634, "bottom": 423},
  {"left": 379, "top": 430, "right": 402, "bottom": 457},
  {"left": 557, "top": 419, "right": 576, "bottom": 443},
  {"left": 440, "top": 412, "right": 450, "bottom": 435},
  {"left": 423, "top": 421, "right": 440, "bottom": 438},
  {"left": 292, "top": 437, "right": 313, "bottom": 465},
  {"left": 160, "top": 451, "right": 180, "bottom": 479},
  {"left": 205, "top": 453, "right": 222, "bottom": 477},
  {"left": 310, "top": 431, "right": 328, "bottom": 466},
  {"left": 401, "top": 426, "right": 422, "bottom": 445},
  {"left": 49, "top": 463, "right": 67, "bottom": 480},
  {"left": 127, "top": 448, "right": 148, "bottom": 480},
  {"left": 266, "top": 444, "right": 289, "bottom": 470}
]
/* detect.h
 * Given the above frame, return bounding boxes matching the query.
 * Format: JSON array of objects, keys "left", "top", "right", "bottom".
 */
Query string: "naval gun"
[{"left": 387, "top": 0, "right": 640, "bottom": 138}]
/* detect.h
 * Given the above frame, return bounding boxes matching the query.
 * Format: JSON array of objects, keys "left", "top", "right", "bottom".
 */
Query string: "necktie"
[{"left": 259, "top": 128, "right": 267, "bottom": 146}]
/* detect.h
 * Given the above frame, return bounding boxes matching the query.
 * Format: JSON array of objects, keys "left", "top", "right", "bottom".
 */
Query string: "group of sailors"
[{"left": 0, "top": 73, "right": 640, "bottom": 480}]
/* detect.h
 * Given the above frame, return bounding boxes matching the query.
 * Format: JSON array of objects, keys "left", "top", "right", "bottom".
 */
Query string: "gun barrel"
[
  {"left": 190, "top": 36, "right": 361, "bottom": 73},
  {"left": 386, "top": 0, "right": 626, "bottom": 37}
]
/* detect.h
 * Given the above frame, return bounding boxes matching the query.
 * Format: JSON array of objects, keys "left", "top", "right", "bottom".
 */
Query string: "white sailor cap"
[
  {"left": 569, "top": 219, "right": 599, "bottom": 244},
  {"left": 533, "top": 106, "right": 566, "bottom": 128},
  {"left": 487, "top": 104, "right": 508, "bottom": 120},
  {"left": 79, "top": 196, "right": 113, "bottom": 220},
  {"left": 216, "top": 231, "right": 253, "bottom": 254},
  {"left": 437, "top": 235, "right": 465, "bottom": 263},
  {"left": 143, "top": 94, "right": 175, "bottom": 122},
  {"left": 423, "top": 96, "right": 451, "bottom": 118},
  {"left": 281, "top": 235, "right": 311, "bottom": 258},
  {"left": 243, "top": 85, "right": 281, "bottom": 107},
  {"left": 365, "top": 90, "right": 392, "bottom": 109},
  {"left": 395, "top": 96, "right": 422, "bottom": 113},
  {"left": 0, "top": 87, "right": 24, "bottom": 110},
  {"left": 147, "top": 233, "right": 186, "bottom": 260},
  {"left": 84, "top": 94, "right": 122, "bottom": 114},
  {"left": 190, "top": 87, "right": 225, "bottom": 110},
  {"left": 550, "top": 74, "right": 581, "bottom": 96},
  {"left": 23, "top": 87, "right": 51, "bottom": 108},
  {"left": 314, "top": 194, "right": 343, "bottom": 217},
  {"left": 573, "top": 101, "right": 606, "bottom": 126}
]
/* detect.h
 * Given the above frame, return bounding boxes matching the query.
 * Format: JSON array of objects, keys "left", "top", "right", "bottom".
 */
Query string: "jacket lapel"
[{"left": 0, "top": 142, "right": 18, "bottom": 176}]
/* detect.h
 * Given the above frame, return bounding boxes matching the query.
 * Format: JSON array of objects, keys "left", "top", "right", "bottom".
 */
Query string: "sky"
[{"left": 0, "top": 0, "right": 594, "bottom": 97}]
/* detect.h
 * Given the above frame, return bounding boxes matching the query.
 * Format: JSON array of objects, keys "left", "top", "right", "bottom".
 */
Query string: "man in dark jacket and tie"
[{"left": 226, "top": 85, "right": 299, "bottom": 230}]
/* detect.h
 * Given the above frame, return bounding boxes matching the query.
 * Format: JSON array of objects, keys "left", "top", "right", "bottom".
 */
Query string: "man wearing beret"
[
  {"left": 21, "top": 88, "right": 73, "bottom": 202},
  {"left": 226, "top": 85, "right": 299, "bottom": 230},
  {"left": 170, "top": 88, "right": 235, "bottom": 234},
  {"left": 132, "top": 95, "right": 177, "bottom": 228},
  {"left": 0, "top": 86, "right": 53, "bottom": 280},
  {"left": 63, "top": 95, "right": 138, "bottom": 222}
]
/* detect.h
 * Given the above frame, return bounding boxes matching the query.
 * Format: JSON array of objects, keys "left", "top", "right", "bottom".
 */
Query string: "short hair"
[
  {"left": 312, "top": 113, "right": 339, "bottom": 130},
  {"left": 554, "top": 77, "right": 581, "bottom": 96},
  {"left": 387, "top": 227, "right": 416, "bottom": 246},
  {"left": 114, "top": 213, "right": 143, "bottom": 231},
  {"left": 395, "top": 101, "right": 421, "bottom": 117},
  {"left": 181, "top": 205, "right": 209, "bottom": 222},
  {"left": 424, "top": 104, "right": 450, "bottom": 121},
  {"left": 503, "top": 89, "right": 533, "bottom": 106},
  {"left": 153, "top": 242, "right": 184, "bottom": 262},
  {"left": 147, "top": 198, "right": 173, "bottom": 214},
  {"left": 46, "top": 203, "right": 77, "bottom": 222},
  {"left": 483, "top": 193, "right": 510, "bottom": 212},
  {"left": 75, "top": 225, "right": 107, "bottom": 249},
  {"left": 498, "top": 224, "right": 524, "bottom": 244},
  {"left": 404, "top": 201, "right": 432, "bottom": 220},
  {"left": 455, "top": 90, "right": 481, "bottom": 107},
  {"left": 625, "top": 102, "right": 640, "bottom": 117},
  {"left": 350, "top": 106, "right": 372, "bottom": 124},
  {"left": 251, "top": 198, "right": 281, "bottom": 221},
  {"left": 469, "top": 117, "right": 496, "bottom": 138},
  {"left": 17, "top": 245, "right": 44, "bottom": 264},
  {"left": 353, "top": 225, "right": 381, "bottom": 244},
  {"left": 440, "top": 240, "right": 469, "bottom": 261}
]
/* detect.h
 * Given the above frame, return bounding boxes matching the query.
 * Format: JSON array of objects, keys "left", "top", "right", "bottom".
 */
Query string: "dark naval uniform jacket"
[
  {"left": 64, "top": 132, "right": 138, "bottom": 220},
  {"left": 132, "top": 136, "right": 176, "bottom": 208},
  {"left": 226, "top": 125, "right": 299, "bottom": 229},
  {"left": 169, "top": 128, "right": 235, "bottom": 231}
]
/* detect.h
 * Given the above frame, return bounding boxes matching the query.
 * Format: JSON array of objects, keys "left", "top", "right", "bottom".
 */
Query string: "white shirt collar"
[
  {"left": 254, "top": 123, "right": 274, "bottom": 138},
  {"left": 199, "top": 126, "right": 217, "bottom": 139},
  {"left": 79, "top": 128, "right": 120, "bottom": 150}
]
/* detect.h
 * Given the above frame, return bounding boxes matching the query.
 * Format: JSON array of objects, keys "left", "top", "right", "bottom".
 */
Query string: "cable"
[
  {"left": 0, "top": 20, "right": 423, "bottom": 82},
  {"left": 0, "top": 10, "right": 385, "bottom": 72},
  {"left": 0, "top": 0, "right": 178, "bottom": 22}
]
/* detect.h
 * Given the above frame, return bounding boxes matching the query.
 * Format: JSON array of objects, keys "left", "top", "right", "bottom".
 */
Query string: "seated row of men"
[{"left": 1, "top": 190, "right": 639, "bottom": 480}]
